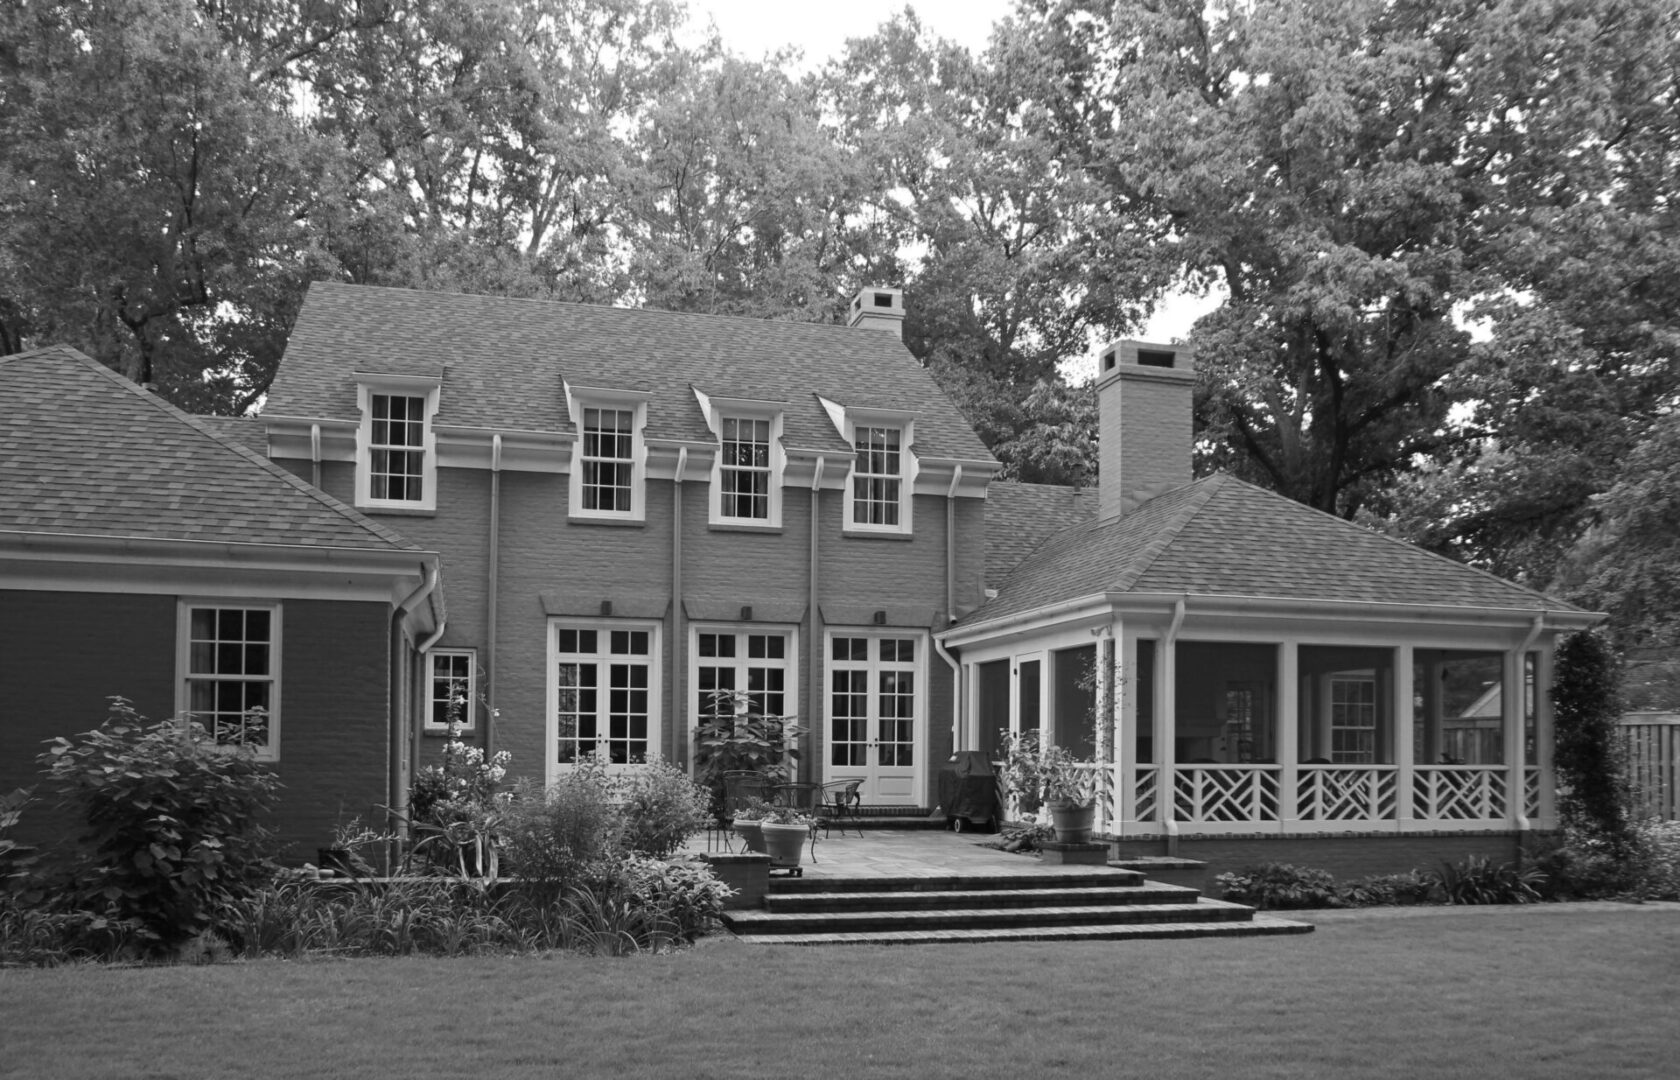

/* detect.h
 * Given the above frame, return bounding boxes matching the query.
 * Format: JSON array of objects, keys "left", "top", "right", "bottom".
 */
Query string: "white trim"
[
  {"left": 694, "top": 391, "right": 786, "bottom": 528},
  {"left": 175, "top": 599, "right": 282, "bottom": 762},
  {"left": 425, "top": 648, "right": 478, "bottom": 732},
  {"left": 564, "top": 385, "right": 648, "bottom": 522},
  {"left": 354, "top": 381, "right": 440, "bottom": 512},
  {"left": 817, "top": 397, "right": 919, "bottom": 535},
  {"left": 687, "top": 622, "right": 801, "bottom": 748},
  {"left": 823, "top": 627, "right": 928, "bottom": 804},
  {"left": 545, "top": 618, "right": 662, "bottom": 781}
]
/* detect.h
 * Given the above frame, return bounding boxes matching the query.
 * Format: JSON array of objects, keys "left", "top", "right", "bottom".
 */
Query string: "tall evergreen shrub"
[{"left": 1552, "top": 630, "right": 1633, "bottom": 854}]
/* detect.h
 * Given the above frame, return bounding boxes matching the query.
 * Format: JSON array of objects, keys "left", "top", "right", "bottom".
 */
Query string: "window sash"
[
  {"left": 851, "top": 426, "right": 902, "bottom": 527},
  {"left": 696, "top": 629, "right": 790, "bottom": 720},
  {"left": 183, "top": 605, "right": 276, "bottom": 754},
  {"left": 428, "top": 651, "right": 476, "bottom": 730},
  {"left": 579, "top": 407, "right": 637, "bottom": 513},
  {"left": 369, "top": 393, "right": 427, "bottom": 502},
  {"left": 719, "top": 416, "right": 772, "bottom": 520},
  {"left": 828, "top": 634, "right": 919, "bottom": 769},
  {"left": 1330, "top": 676, "right": 1377, "bottom": 764}
]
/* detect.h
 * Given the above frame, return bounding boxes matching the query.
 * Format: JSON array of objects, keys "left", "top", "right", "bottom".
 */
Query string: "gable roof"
[
  {"left": 265, "top": 281, "right": 995, "bottom": 462},
  {"left": 0, "top": 345, "right": 420, "bottom": 551},
  {"left": 984, "top": 481, "right": 1097, "bottom": 586},
  {"left": 968, "top": 472, "right": 1583, "bottom": 627}
]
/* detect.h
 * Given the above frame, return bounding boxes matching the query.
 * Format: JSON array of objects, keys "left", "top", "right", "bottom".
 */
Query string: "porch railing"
[
  {"left": 1524, "top": 766, "right": 1542, "bottom": 820},
  {"left": 1172, "top": 765, "right": 1280, "bottom": 823},
  {"left": 1414, "top": 765, "right": 1508, "bottom": 820},
  {"left": 1296, "top": 765, "right": 1398, "bottom": 821},
  {"left": 1132, "top": 766, "right": 1160, "bottom": 823}
]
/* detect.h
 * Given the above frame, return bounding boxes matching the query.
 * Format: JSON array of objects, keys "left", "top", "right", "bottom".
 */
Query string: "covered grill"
[{"left": 937, "top": 750, "right": 999, "bottom": 832}]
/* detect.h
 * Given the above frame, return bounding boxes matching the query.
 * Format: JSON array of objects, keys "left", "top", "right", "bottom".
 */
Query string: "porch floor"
[{"left": 684, "top": 827, "right": 1124, "bottom": 880}]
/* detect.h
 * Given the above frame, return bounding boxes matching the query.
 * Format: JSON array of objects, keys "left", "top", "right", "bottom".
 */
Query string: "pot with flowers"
[
  {"left": 758, "top": 802, "right": 815, "bottom": 875},
  {"left": 1039, "top": 744, "right": 1107, "bottom": 844},
  {"left": 731, "top": 796, "right": 769, "bottom": 854}
]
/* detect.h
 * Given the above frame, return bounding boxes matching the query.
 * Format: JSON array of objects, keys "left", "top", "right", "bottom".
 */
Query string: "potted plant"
[
  {"left": 1039, "top": 744, "right": 1105, "bottom": 844},
  {"left": 758, "top": 802, "right": 814, "bottom": 874},
  {"left": 732, "top": 797, "right": 768, "bottom": 854},
  {"left": 692, "top": 690, "right": 806, "bottom": 809}
]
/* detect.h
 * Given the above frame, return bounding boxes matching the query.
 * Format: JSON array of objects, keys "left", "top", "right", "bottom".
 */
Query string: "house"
[
  {"left": 0, "top": 346, "right": 443, "bottom": 857},
  {"left": 938, "top": 340, "right": 1601, "bottom": 875},
  {"left": 259, "top": 282, "right": 1000, "bottom": 809}
]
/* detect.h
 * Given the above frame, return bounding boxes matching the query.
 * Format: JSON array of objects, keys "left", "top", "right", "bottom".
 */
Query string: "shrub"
[
  {"left": 500, "top": 768, "right": 622, "bottom": 903},
  {"left": 1553, "top": 630, "right": 1635, "bottom": 854},
  {"left": 614, "top": 763, "right": 712, "bottom": 859},
  {"left": 1643, "top": 819, "right": 1680, "bottom": 900},
  {"left": 1337, "top": 871, "right": 1435, "bottom": 907},
  {"left": 1433, "top": 854, "right": 1544, "bottom": 905},
  {"left": 617, "top": 855, "right": 731, "bottom": 940},
  {"left": 37, "top": 700, "right": 281, "bottom": 956},
  {"left": 1214, "top": 863, "right": 1343, "bottom": 910}
]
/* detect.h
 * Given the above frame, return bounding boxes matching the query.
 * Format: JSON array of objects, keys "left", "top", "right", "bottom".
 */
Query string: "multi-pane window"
[
  {"left": 428, "top": 650, "right": 476, "bottom": 731},
  {"left": 829, "top": 634, "right": 918, "bottom": 768},
  {"left": 183, "top": 605, "right": 277, "bottom": 757},
  {"left": 554, "top": 625, "right": 653, "bottom": 765},
  {"left": 719, "top": 417, "right": 772, "bottom": 521},
  {"left": 1330, "top": 675, "right": 1377, "bottom": 764},
  {"left": 580, "top": 407, "right": 636, "bottom": 513},
  {"left": 851, "top": 426, "right": 902, "bottom": 527},
  {"left": 370, "top": 393, "right": 427, "bottom": 502},
  {"left": 696, "top": 630, "right": 790, "bottom": 720}
]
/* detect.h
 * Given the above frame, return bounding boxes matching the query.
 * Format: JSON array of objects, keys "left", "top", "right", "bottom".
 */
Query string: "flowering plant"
[{"left": 411, "top": 721, "right": 511, "bottom": 827}]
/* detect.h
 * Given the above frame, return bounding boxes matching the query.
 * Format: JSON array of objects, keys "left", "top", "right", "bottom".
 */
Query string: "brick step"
[
  {"left": 767, "top": 869, "right": 1145, "bottom": 894},
  {"left": 723, "top": 898, "right": 1258, "bottom": 937},
  {"left": 764, "top": 883, "right": 1202, "bottom": 913},
  {"left": 730, "top": 915, "right": 1314, "bottom": 947}
]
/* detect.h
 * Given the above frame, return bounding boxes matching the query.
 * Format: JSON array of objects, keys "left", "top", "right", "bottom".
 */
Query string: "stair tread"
[
  {"left": 731, "top": 916, "right": 1313, "bottom": 946},
  {"left": 725, "top": 898, "right": 1253, "bottom": 929},
  {"left": 765, "top": 885, "right": 1200, "bottom": 906}
]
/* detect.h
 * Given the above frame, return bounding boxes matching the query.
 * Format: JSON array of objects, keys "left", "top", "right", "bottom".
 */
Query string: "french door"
[{"left": 827, "top": 631, "right": 925, "bottom": 804}]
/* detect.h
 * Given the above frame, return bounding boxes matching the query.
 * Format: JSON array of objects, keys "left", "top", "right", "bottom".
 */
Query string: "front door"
[{"left": 827, "top": 631, "right": 924, "bottom": 804}]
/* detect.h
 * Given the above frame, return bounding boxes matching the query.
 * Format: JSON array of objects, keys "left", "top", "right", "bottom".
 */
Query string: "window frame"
[
  {"left": 1329, "top": 673, "right": 1379, "bottom": 764},
  {"left": 354, "top": 376, "right": 441, "bottom": 512},
  {"left": 546, "top": 619, "right": 662, "bottom": 780},
  {"left": 176, "top": 600, "right": 282, "bottom": 762},
  {"left": 819, "top": 400, "right": 916, "bottom": 536},
  {"left": 566, "top": 386, "right": 649, "bottom": 523},
  {"left": 688, "top": 623, "right": 800, "bottom": 734},
  {"left": 824, "top": 628, "right": 926, "bottom": 777},
  {"left": 426, "top": 649, "right": 478, "bottom": 734},
  {"left": 710, "top": 411, "right": 784, "bottom": 528}
]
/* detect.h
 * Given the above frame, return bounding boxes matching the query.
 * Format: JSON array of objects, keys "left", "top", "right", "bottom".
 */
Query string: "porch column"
[
  {"left": 1535, "top": 644, "right": 1556, "bottom": 825},
  {"left": 1504, "top": 646, "right": 1525, "bottom": 827},
  {"left": 1394, "top": 644, "right": 1415, "bottom": 827},
  {"left": 1117, "top": 624, "right": 1137, "bottom": 835},
  {"left": 1278, "top": 640, "right": 1299, "bottom": 829},
  {"left": 1156, "top": 627, "right": 1177, "bottom": 829}
]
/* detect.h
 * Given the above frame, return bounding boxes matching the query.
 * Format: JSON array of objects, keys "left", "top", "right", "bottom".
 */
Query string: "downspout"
[
  {"left": 673, "top": 446, "right": 686, "bottom": 769},
  {"left": 310, "top": 423, "right": 322, "bottom": 489},
  {"left": 486, "top": 434, "right": 502, "bottom": 758},
  {"left": 808, "top": 457, "right": 824, "bottom": 784},
  {"left": 391, "top": 562, "right": 441, "bottom": 845},
  {"left": 934, "top": 465, "right": 964, "bottom": 754},
  {"left": 1162, "top": 595, "right": 1187, "bottom": 856}
]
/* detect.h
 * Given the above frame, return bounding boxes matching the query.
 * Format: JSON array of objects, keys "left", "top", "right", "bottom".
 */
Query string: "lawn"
[{"left": 2, "top": 905, "right": 1676, "bottom": 1080}]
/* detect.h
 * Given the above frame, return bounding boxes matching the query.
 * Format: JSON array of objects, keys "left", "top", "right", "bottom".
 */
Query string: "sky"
[{"left": 686, "top": 0, "right": 1221, "bottom": 358}]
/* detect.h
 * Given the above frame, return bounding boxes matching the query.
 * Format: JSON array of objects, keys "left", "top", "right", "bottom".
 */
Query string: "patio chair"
[{"left": 819, "top": 778, "right": 863, "bottom": 839}]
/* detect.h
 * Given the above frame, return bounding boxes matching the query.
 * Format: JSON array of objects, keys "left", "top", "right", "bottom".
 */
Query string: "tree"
[{"left": 1551, "top": 630, "right": 1632, "bottom": 856}]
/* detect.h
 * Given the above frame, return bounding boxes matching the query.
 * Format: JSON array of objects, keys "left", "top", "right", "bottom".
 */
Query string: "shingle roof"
[
  {"left": 0, "top": 345, "right": 420, "bottom": 550},
  {"left": 265, "top": 282, "right": 995, "bottom": 461},
  {"left": 983, "top": 481, "right": 1097, "bottom": 586},
  {"left": 968, "top": 472, "right": 1581, "bottom": 625}
]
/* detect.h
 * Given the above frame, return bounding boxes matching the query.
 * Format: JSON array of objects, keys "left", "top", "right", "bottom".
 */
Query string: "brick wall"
[
  {"left": 1097, "top": 368, "right": 1194, "bottom": 519},
  {"left": 1110, "top": 831, "right": 1529, "bottom": 881}
]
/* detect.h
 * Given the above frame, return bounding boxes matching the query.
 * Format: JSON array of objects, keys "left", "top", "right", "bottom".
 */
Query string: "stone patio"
[{"left": 685, "top": 827, "right": 1145, "bottom": 880}]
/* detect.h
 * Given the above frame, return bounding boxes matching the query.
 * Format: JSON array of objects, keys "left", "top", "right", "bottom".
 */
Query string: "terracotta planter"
[
  {"left": 734, "top": 819, "right": 766, "bottom": 854},
  {"left": 760, "top": 821, "right": 810, "bottom": 869},
  {"left": 1049, "top": 800, "right": 1095, "bottom": 844}
]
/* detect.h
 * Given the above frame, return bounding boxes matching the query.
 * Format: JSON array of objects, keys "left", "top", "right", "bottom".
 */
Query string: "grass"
[{"left": 2, "top": 905, "right": 1677, "bottom": 1079}]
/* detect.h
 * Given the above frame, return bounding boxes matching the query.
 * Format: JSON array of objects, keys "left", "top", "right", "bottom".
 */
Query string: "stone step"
[
  {"left": 723, "top": 898, "right": 1259, "bottom": 937},
  {"left": 730, "top": 914, "right": 1314, "bottom": 947},
  {"left": 767, "top": 869, "right": 1145, "bottom": 894},
  {"left": 764, "top": 883, "right": 1202, "bottom": 913}
]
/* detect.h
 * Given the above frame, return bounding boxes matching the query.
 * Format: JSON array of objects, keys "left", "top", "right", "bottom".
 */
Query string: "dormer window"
[
  {"left": 852, "top": 425, "right": 904, "bottom": 528},
  {"left": 354, "top": 375, "right": 440, "bottom": 511},
  {"left": 720, "top": 416, "right": 772, "bottom": 520},
  {"left": 566, "top": 384, "right": 649, "bottom": 522}
]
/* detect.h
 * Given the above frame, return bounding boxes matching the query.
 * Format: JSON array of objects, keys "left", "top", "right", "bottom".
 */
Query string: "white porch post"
[
  {"left": 1117, "top": 623, "right": 1136, "bottom": 836},
  {"left": 1536, "top": 643, "right": 1556, "bottom": 825},
  {"left": 1504, "top": 647, "right": 1525, "bottom": 827},
  {"left": 1278, "top": 640, "right": 1299, "bottom": 829},
  {"left": 1157, "top": 624, "right": 1178, "bottom": 845},
  {"left": 1395, "top": 644, "right": 1415, "bottom": 827},
  {"left": 963, "top": 661, "right": 979, "bottom": 752}
]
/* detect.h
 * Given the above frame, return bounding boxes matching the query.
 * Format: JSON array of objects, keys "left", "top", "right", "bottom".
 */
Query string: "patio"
[{"left": 686, "top": 826, "right": 1126, "bottom": 881}]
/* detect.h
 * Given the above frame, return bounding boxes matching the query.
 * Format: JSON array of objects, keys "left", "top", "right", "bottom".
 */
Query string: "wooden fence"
[{"left": 1622, "top": 712, "right": 1680, "bottom": 820}]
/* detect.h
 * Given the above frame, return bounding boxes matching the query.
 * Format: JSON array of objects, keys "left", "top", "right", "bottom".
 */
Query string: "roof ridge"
[
  {"left": 58, "top": 351, "right": 419, "bottom": 553},
  {"left": 1109, "top": 476, "right": 1224, "bottom": 592},
  {"left": 1217, "top": 473, "right": 1579, "bottom": 611}
]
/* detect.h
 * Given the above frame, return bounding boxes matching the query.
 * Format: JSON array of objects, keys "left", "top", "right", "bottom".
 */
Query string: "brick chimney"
[
  {"left": 1094, "top": 339, "right": 1196, "bottom": 520},
  {"left": 847, "top": 287, "right": 905, "bottom": 338}
]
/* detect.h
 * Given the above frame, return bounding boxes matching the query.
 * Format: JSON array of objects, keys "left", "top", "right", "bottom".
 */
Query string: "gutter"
[
  {"left": 486, "top": 434, "right": 502, "bottom": 757},
  {"left": 673, "top": 446, "right": 687, "bottom": 769},
  {"left": 933, "top": 465, "right": 964, "bottom": 752},
  {"left": 390, "top": 562, "right": 440, "bottom": 846},
  {"left": 807, "top": 457, "right": 824, "bottom": 783}
]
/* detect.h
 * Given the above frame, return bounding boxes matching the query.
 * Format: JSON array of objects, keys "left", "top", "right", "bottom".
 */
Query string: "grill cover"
[{"left": 937, "top": 750, "right": 999, "bottom": 827}]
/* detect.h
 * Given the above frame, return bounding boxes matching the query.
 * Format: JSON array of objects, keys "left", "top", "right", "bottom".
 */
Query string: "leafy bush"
[
  {"left": 692, "top": 690, "right": 806, "bottom": 797},
  {"left": 614, "top": 763, "right": 712, "bottom": 859},
  {"left": 1552, "top": 631, "right": 1635, "bottom": 854},
  {"left": 0, "top": 788, "right": 38, "bottom": 891},
  {"left": 1336, "top": 871, "right": 1435, "bottom": 907},
  {"left": 499, "top": 768, "right": 622, "bottom": 903},
  {"left": 1432, "top": 854, "right": 1544, "bottom": 905},
  {"left": 1529, "top": 820, "right": 1680, "bottom": 900},
  {"left": 1643, "top": 820, "right": 1680, "bottom": 900},
  {"left": 37, "top": 700, "right": 281, "bottom": 956},
  {"left": 618, "top": 855, "right": 732, "bottom": 940},
  {"left": 1214, "top": 863, "right": 1344, "bottom": 909}
]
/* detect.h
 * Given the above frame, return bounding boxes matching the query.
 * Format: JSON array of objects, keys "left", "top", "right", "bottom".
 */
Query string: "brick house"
[
  {"left": 260, "top": 282, "right": 1000, "bottom": 809},
  {"left": 0, "top": 346, "right": 443, "bottom": 856}
]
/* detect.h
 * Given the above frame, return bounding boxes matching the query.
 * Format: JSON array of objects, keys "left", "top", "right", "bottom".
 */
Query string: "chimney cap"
[
  {"left": 847, "top": 286, "right": 906, "bottom": 337},
  {"left": 1096, "top": 339, "right": 1195, "bottom": 382}
]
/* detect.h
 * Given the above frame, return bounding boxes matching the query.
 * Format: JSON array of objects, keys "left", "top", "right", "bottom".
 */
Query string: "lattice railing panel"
[
  {"left": 1173, "top": 766, "right": 1280, "bottom": 823},
  {"left": 1415, "top": 766, "right": 1508, "bottom": 821},
  {"left": 1297, "top": 766, "right": 1397, "bottom": 821},
  {"left": 1524, "top": 766, "right": 1542, "bottom": 819},
  {"left": 1132, "top": 767, "right": 1159, "bottom": 823}
]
